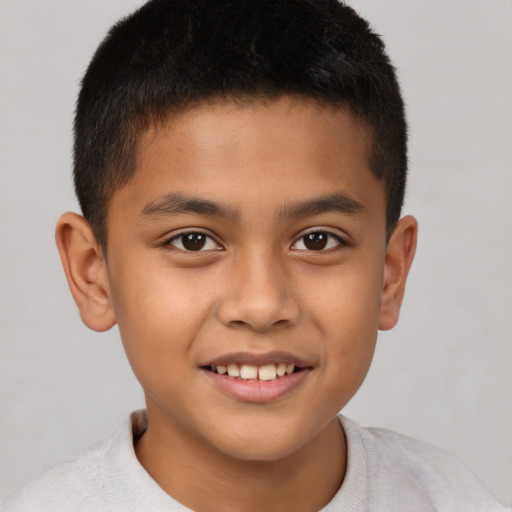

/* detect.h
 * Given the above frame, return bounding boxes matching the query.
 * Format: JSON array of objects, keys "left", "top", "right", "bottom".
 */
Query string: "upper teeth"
[{"left": 214, "top": 363, "right": 295, "bottom": 381}]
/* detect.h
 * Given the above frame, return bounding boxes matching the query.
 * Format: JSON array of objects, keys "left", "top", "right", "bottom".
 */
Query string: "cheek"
[
  {"left": 312, "top": 279, "right": 380, "bottom": 411},
  {"left": 108, "top": 262, "right": 215, "bottom": 377},
  {"left": 302, "top": 256, "right": 383, "bottom": 377},
  {"left": 306, "top": 259, "right": 383, "bottom": 334}
]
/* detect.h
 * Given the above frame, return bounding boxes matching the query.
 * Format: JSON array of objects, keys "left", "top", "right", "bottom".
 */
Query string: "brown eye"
[
  {"left": 303, "top": 232, "right": 328, "bottom": 250},
  {"left": 182, "top": 233, "right": 206, "bottom": 250},
  {"left": 291, "top": 231, "right": 344, "bottom": 252},
  {"left": 167, "top": 232, "right": 221, "bottom": 252}
]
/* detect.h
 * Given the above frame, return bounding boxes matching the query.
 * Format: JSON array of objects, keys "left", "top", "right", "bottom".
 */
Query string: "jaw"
[{"left": 137, "top": 396, "right": 346, "bottom": 512}]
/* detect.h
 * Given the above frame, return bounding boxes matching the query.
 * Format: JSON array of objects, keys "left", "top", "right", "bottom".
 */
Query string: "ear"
[
  {"left": 378, "top": 215, "right": 418, "bottom": 331},
  {"left": 55, "top": 212, "right": 116, "bottom": 332}
]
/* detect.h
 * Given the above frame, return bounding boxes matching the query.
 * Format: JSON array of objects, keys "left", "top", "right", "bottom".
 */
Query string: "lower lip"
[{"left": 201, "top": 368, "right": 311, "bottom": 403}]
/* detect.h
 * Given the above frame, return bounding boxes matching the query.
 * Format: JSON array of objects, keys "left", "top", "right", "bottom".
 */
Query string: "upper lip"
[{"left": 203, "top": 351, "right": 311, "bottom": 368}]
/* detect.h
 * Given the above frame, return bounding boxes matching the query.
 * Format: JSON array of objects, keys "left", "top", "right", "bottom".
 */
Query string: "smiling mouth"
[
  {"left": 203, "top": 363, "right": 300, "bottom": 382},
  {"left": 201, "top": 356, "right": 312, "bottom": 402}
]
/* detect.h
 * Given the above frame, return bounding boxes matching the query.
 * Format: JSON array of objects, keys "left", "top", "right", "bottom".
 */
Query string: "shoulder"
[
  {"left": 0, "top": 437, "right": 113, "bottom": 512},
  {"left": 0, "top": 411, "right": 182, "bottom": 512},
  {"left": 337, "top": 415, "right": 508, "bottom": 512}
]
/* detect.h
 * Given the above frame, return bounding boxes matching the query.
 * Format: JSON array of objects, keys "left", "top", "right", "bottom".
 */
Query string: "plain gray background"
[{"left": 1, "top": 0, "right": 511, "bottom": 505}]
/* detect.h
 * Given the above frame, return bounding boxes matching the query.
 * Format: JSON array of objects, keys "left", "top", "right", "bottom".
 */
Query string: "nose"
[{"left": 216, "top": 249, "right": 301, "bottom": 331}]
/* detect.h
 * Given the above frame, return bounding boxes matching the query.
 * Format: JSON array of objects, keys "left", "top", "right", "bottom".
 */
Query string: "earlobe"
[
  {"left": 55, "top": 212, "right": 116, "bottom": 332},
  {"left": 378, "top": 215, "right": 418, "bottom": 331}
]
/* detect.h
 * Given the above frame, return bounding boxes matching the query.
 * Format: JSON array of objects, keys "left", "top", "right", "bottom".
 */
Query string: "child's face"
[{"left": 100, "top": 97, "right": 407, "bottom": 461}]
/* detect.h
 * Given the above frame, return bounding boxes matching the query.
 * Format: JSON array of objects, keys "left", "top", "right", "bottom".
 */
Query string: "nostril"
[
  {"left": 228, "top": 318, "right": 291, "bottom": 330},
  {"left": 230, "top": 320, "right": 250, "bottom": 329},
  {"left": 216, "top": 289, "right": 301, "bottom": 331}
]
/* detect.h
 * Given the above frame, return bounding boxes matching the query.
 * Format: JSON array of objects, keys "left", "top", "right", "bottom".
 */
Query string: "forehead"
[
  {"left": 110, "top": 97, "right": 384, "bottom": 227},
  {"left": 142, "top": 97, "right": 372, "bottom": 168}
]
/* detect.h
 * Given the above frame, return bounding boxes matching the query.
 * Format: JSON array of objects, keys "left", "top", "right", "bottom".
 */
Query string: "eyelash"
[
  {"left": 164, "top": 229, "right": 346, "bottom": 253},
  {"left": 290, "top": 230, "right": 346, "bottom": 252},
  {"left": 165, "top": 230, "right": 223, "bottom": 252}
]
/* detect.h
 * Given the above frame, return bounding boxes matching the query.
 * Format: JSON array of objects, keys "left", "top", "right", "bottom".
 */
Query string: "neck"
[{"left": 135, "top": 405, "right": 346, "bottom": 512}]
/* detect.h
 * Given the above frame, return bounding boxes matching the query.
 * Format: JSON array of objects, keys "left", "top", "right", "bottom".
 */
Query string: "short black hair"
[{"left": 74, "top": 0, "right": 407, "bottom": 249}]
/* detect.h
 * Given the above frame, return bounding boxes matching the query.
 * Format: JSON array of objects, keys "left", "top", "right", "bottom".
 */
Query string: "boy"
[{"left": 1, "top": 0, "right": 507, "bottom": 510}]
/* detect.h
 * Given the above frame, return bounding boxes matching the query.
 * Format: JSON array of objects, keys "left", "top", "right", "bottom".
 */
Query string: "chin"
[
  {"left": 219, "top": 438, "right": 302, "bottom": 463},
  {"left": 204, "top": 419, "right": 312, "bottom": 463}
]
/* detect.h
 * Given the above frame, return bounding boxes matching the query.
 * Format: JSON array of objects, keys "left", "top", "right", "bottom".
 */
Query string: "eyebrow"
[
  {"left": 279, "top": 192, "right": 366, "bottom": 218},
  {"left": 141, "top": 193, "right": 240, "bottom": 220},
  {"left": 141, "top": 191, "right": 365, "bottom": 220}
]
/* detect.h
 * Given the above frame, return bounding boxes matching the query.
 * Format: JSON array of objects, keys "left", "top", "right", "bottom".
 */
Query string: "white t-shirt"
[{"left": 1, "top": 410, "right": 507, "bottom": 512}]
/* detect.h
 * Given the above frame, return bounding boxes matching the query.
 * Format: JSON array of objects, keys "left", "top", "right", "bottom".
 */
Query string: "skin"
[{"left": 56, "top": 97, "right": 417, "bottom": 512}]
